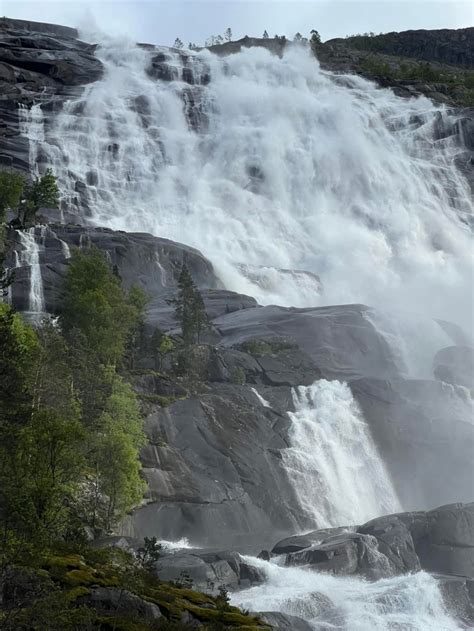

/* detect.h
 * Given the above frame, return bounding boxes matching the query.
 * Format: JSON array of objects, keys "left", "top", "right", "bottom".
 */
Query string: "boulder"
[
  {"left": 285, "top": 532, "right": 403, "bottom": 580},
  {"left": 80, "top": 587, "right": 162, "bottom": 621},
  {"left": 156, "top": 549, "right": 265, "bottom": 592},
  {"left": 357, "top": 515, "right": 421, "bottom": 574},
  {"left": 435, "top": 575, "right": 474, "bottom": 625},
  {"left": 272, "top": 527, "right": 354, "bottom": 555},
  {"left": 416, "top": 503, "right": 474, "bottom": 577}
]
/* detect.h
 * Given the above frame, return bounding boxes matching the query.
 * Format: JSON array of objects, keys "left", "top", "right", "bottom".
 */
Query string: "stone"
[
  {"left": 156, "top": 549, "right": 265, "bottom": 592},
  {"left": 272, "top": 527, "right": 354, "bottom": 555},
  {"left": 284, "top": 532, "right": 402, "bottom": 580},
  {"left": 81, "top": 587, "right": 162, "bottom": 621},
  {"left": 258, "top": 611, "right": 314, "bottom": 630}
]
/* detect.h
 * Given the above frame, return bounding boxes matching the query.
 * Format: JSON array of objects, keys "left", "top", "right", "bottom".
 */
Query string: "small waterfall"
[
  {"left": 59, "top": 238, "right": 71, "bottom": 259},
  {"left": 284, "top": 379, "right": 400, "bottom": 527},
  {"left": 17, "top": 227, "right": 46, "bottom": 314},
  {"left": 251, "top": 387, "right": 271, "bottom": 408},
  {"left": 232, "top": 557, "right": 465, "bottom": 631}
]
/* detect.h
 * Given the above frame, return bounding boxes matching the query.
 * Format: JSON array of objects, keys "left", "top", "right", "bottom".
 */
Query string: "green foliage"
[
  {"left": 230, "top": 367, "right": 246, "bottom": 385},
  {"left": 240, "top": 339, "right": 272, "bottom": 357},
  {"left": 0, "top": 303, "right": 37, "bottom": 424},
  {"left": 84, "top": 375, "right": 146, "bottom": 534},
  {"left": 61, "top": 247, "right": 143, "bottom": 366},
  {"left": 150, "top": 327, "right": 175, "bottom": 370},
  {"left": 168, "top": 264, "right": 210, "bottom": 347},
  {"left": 21, "top": 168, "right": 59, "bottom": 225},
  {"left": 310, "top": 29, "right": 321, "bottom": 46},
  {"left": 0, "top": 169, "right": 24, "bottom": 221},
  {"left": 136, "top": 536, "right": 162, "bottom": 571}
]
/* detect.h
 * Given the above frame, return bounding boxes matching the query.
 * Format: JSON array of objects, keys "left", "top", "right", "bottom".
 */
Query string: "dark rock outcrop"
[
  {"left": 0, "top": 18, "right": 102, "bottom": 172},
  {"left": 278, "top": 503, "right": 474, "bottom": 582},
  {"left": 79, "top": 587, "right": 163, "bottom": 622},
  {"left": 271, "top": 527, "right": 354, "bottom": 555},
  {"left": 6, "top": 224, "right": 222, "bottom": 314},
  {"left": 285, "top": 531, "right": 418, "bottom": 580},
  {"left": 157, "top": 548, "right": 265, "bottom": 592}
]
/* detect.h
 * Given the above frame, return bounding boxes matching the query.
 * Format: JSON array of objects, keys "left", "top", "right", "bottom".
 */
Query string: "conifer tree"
[{"left": 169, "top": 263, "right": 209, "bottom": 346}]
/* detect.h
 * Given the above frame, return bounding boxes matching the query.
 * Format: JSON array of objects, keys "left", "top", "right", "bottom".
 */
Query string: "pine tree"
[
  {"left": 173, "top": 37, "right": 184, "bottom": 49},
  {"left": 224, "top": 27, "right": 232, "bottom": 42},
  {"left": 262, "top": 30, "right": 269, "bottom": 39},
  {"left": 169, "top": 264, "right": 209, "bottom": 346}
]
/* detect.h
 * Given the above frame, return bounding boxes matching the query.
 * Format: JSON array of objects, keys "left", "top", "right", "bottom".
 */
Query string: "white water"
[
  {"left": 21, "top": 39, "right": 472, "bottom": 327},
  {"left": 17, "top": 227, "right": 46, "bottom": 314},
  {"left": 231, "top": 557, "right": 469, "bottom": 631},
  {"left": 251, "top": 387, "right": 272, "bottom": 408},
  {"left": 285, "top": 380, "right": 400, "bottom": 527}
]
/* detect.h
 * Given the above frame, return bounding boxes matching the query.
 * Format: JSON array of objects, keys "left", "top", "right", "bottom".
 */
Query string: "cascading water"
[
  {"left": 15, "top": 36, "right": 473, "bottom": 629},
  {"left": 17, "top": 227, "right": 46, "bottom": 314},
  {"left": 285, "top": 379, "right": 400, "bottom": 527},
  {"left": 231, "top": 557, "right": 469, "bottom": 631},
  {"left": 20, "top": 39, "right": 472, "bottom": 325}
]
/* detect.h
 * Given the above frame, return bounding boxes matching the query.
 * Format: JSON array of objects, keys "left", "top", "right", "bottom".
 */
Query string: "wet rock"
[
  {"left": 272, "top": 527, "right": 354, "bottom": 555},
  {"left": 259, "top": 611, "right": 313, "bottom": 630},
  {"left": 416, "top": 503, "right": 474, "bottom": 577},
  {"left": 0, "top": 18, "right": 103, "bottom": 172},
  {"left": 435, "top": 575, "right": 474, "bottom": 625},
  {"left": 156, "top": 549, "right": 265, "bottom": 592},
  {"left": 285, "top": 532, "right": 404, "bottom": 580},
  {"left": 351, "top": 377, "right": 474, "bottom": 510},
  {"left": 433, "top": 345, "right": 474, "bottom": 389}
]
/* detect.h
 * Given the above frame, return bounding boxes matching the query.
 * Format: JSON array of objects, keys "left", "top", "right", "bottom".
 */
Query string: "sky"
[{"left": 2, "top": 0, "right": 473, "bottom": 46}]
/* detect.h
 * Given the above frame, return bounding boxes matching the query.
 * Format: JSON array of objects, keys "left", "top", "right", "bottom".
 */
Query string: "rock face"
[
  {"left": 6, "top": 224, "right": 222, "bottom": 314},
  {"left": 351, "top": 377, "right": 474, "bottom": 510},
  {"left": 278, "top": 503, "right": 474, "bottom": 580},
  {"left": 5, "top": 219, "right": 474, "bottom": 553},
  {"left": 0, "top": 18, "right": 102, "bottom": 173}
]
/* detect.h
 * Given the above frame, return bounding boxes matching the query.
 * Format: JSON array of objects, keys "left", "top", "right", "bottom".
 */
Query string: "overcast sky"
[{"left": 3, "top": 0, "right": 473, "bottom": 46}]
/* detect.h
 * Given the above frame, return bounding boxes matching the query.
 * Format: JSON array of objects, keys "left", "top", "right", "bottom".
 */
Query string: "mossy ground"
[{"left": 19, "top": 547, "right": 270, "bottom": 630}]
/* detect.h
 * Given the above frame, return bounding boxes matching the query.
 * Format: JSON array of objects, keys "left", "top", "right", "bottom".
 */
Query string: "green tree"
[
  {"left": 20, "top": 168, "right": 59, "bottom": 226},
  {"left": 0, "top": 170, "right": 24, "bottom": 223},
  {"left": 150, "top": 328, "right": 175, "bottom": 370},
  {"left": 0, "top": 303, "right": 37, "bottom": 424},
  {"left": 169, "top": 263, "right": 209, "bottom": 346},
  {"left": 125, "top": 284, "right": 149, "bottom": 369},
  {"left": 84, "top": 375, "right": 146, "bottom": 534},
  {"left": 310, "top": 29, "right": 321, "bottom": 46},
  {"left": 60, "top": 248, "right": 141, "bottom": 365}
]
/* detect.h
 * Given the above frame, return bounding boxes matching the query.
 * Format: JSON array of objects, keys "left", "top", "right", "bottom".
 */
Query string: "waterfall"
[
  {"left": 19, "top": 40, "right": 472, "bottom": 327},
  {"left": 284, "top": 380, "right": 400, "bottom": 527},
  {"left": 231, "top": 557, "right": 465, "bottom": 631},
  {"left": 17, "top": 227, "right": 46, "bottom": 314}
]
